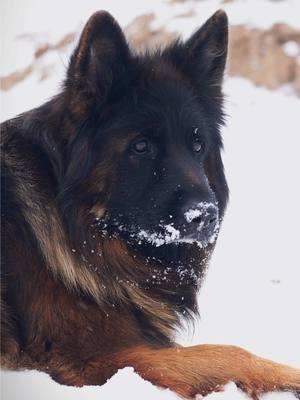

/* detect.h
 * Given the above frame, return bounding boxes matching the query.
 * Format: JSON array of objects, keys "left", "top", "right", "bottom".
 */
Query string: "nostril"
[
  {"left": 184, "top": 208, "right": 202, "bottom": 223},
  {"left": 191, "top": 216, "right": 202, "bottom": 224},
  {"left": 191, "top": 215, "right": 216, "bottom": 226},
  {"left": 209, "top": 216, "right": 217, "bottom": 225}
]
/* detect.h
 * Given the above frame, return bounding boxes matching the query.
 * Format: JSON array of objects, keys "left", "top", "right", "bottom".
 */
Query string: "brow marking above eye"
[{"left": 90, "top": 205, "right": 106, "bottom": 219}]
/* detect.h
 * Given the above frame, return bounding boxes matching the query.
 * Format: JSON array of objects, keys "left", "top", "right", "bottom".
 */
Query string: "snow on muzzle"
[{"left": 137, "top": 202, "right": 220, "bottom": 248}]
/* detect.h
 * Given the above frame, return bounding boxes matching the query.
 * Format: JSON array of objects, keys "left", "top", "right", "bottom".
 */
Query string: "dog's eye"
[
  {"left": 192, "top": 138, "right": 203, "bottom": 153},
  {"left": 131, "top": 139, "right": 150, "bottom": 155}
]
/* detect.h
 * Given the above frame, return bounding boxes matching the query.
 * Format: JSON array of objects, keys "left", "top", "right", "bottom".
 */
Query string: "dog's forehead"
[
  {"left": 97, "top": 61, "right": 208, "bottom": 144},
  {"left": 131, "top": 78, "right": 207, "bottom": 139}
]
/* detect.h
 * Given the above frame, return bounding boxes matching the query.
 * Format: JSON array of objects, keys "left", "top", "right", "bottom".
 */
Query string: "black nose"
[{"left": 181, "top": 201, "right": 219, "bottom": 241}]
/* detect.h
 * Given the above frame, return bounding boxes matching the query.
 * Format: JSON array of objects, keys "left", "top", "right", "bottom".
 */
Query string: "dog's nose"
[{"left": 181, "top": 200, "right": 219, "bottom": 239}]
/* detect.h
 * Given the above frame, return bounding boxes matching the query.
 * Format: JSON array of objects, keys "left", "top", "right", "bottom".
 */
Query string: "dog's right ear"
[{"left": 66, "top": 11, "right": 130, "bottom": 103}]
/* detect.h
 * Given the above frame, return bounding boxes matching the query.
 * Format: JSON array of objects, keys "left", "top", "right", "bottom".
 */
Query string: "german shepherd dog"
[{"left": 1, "top": 10, "right": 300, "bottom": 399}]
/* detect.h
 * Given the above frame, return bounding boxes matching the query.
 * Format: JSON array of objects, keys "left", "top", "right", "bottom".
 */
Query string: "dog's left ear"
[
  {"left": 66, "top": 11, "right": 130, "bottom": 102},
  {"left": 183, "top": 10, "right": 228, "bottom": 89}
]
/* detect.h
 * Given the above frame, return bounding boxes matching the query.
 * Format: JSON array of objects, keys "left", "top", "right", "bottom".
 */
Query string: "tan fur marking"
[
  {"left": 4, "top": 151, "right": 180, "bottom": 339},
  {"left": 113, "top": 344, "right": 300, "bottom": 399},
  {"left": 90, "top": 204, "right": 106, "bottom": 219}
]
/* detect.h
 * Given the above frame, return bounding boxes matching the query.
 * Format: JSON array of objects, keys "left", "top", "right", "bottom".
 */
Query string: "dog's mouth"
[
  {"left": 134, "top": 219, "right": 220, "bottom": 249},
  {"left": 94, "top": 203, "right": 220, "bottom": 249}
]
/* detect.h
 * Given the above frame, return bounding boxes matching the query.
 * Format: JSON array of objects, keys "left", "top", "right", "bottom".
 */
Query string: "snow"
[
  {"left": 184, "top": 202, "right": 217, "bottom": 223},
  {"left": 1, "top": 1, "right": 300, "bottom": 399},
  {"left": 282, "top": 41, "right": 300, "bottom": 58},
  {"left": 136, "top": 215, "right": 219, "bottom": 248},
  {"left": 0, "top": 367, "right": 178, "bottom": 400},
  {"left": 185, "top": 208, "right": 202, "bottom": 223},
  {"left": 138, "top": 224, "right": 181, "bottom": 246}
]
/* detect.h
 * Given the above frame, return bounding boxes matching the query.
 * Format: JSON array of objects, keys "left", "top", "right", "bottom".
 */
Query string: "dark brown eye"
[
  {"left": 192, "top": 139, "right": 203, "bottom": 153},
  {"left": 132, "top": 139, "right": 149, "bottom": 154}
]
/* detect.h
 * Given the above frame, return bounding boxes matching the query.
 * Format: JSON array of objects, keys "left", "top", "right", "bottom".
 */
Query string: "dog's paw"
[{"left": 235, "top": 380, "right": 263, "bottom": 400}]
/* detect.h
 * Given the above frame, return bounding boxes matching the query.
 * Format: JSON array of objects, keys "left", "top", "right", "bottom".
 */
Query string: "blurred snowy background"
[{"left": 1, "top": 0, "right": 300, "bottom": 399}]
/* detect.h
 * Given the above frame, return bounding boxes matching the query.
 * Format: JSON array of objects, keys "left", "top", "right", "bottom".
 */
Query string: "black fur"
[{"left": 1, "top": 10, "right": 229, "bottom": 369}]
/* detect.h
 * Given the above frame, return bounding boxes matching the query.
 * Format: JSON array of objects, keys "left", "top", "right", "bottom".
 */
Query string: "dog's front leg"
[{"left": 105, "top": 344, "right": 300, "bottom": 399}]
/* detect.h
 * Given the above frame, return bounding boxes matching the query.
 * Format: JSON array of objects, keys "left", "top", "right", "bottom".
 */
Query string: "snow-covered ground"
[{"left": 1, "top": 1, "right": 300, "bottom": 399}]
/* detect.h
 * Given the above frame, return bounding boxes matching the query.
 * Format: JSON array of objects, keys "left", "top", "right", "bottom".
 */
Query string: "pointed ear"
[
  {"left": 183, "top": 10, "right": 228, "bottom": 89},
  {"left": 67, "top": 11, "right": 130, "bottom": 102}
]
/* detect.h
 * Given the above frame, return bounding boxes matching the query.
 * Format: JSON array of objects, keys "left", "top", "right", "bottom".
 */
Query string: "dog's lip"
[
  {"left": 94, "top": 215, "right": 220, "bottom": 247},
  {"left": 133, "top": 221, "right": 220, "bottom": 248}
]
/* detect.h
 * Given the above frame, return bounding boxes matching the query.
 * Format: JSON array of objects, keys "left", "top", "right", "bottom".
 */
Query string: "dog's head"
[{"left": 58, "top": 10, "right": 229, "bottom": 258}]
